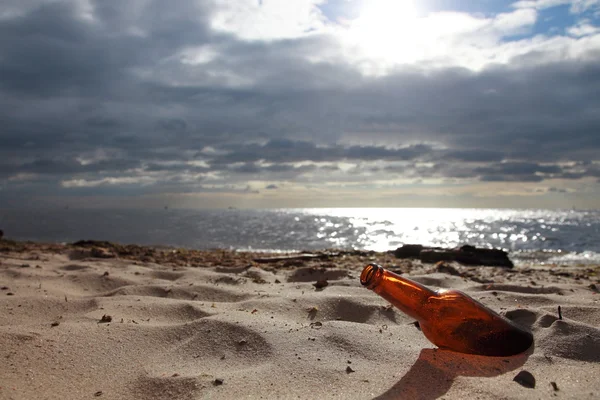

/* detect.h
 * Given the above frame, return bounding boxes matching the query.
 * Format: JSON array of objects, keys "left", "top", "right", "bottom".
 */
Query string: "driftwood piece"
[
  {"left": 252, "top": 249, "right": 376, "bottom": 264},
  {"left": 421, "top": 250, "right": 455, "bottom": 263},
  {"left": 392, "top": 244, "right": 426, "bottom": 258},
  {"left": 252, "top": 254, "right": 329, "bottom": 264},
  {"left": 454, "top": 245, "right": 513, "bottom": 267},
  {"left": 394, "top": 244, "right": 513, "bottom": 268}
]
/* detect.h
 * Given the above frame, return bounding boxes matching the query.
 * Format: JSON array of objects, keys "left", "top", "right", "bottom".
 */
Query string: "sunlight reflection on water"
[
  {"left": 1, "top": 207, "right": 600, "bottom": 265},
  {"left": 286, "top": 208, "right": 600, "bottom": 264}
]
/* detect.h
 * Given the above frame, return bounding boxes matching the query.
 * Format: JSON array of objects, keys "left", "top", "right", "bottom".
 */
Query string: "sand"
[{"left": 1, "top": 240, "right": 599, "bottom": 399}]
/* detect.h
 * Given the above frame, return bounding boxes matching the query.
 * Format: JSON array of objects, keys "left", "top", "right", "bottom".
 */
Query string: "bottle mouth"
[{"left": 360, "top": 263, "right": 382, "bottom": 286}]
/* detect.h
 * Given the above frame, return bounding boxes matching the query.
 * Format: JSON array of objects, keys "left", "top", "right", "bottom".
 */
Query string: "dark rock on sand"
[
  {"left": 393, "top": 244, "right": 425, "bottom": 259},
  {"left": 394, "top": 244, "right": 513, "bottom": 268},
  {"left": 513, "top": 370, "right": 536, "bottom": 388}
]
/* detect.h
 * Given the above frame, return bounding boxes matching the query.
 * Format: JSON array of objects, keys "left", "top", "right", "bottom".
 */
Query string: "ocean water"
[{"left": 1, "top": 208, "right": 599, "bottom": 266}]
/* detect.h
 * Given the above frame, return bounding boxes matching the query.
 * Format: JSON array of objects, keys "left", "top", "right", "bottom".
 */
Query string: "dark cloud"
[
  {"left": 474, "top": 162, "right": 561, "bottom": 180},
  {"left": 210, "top": 139, "right": 433, "bottom": 165},
  {"left": 0, "top": 3, "right": 107, "bottom": 96},
  {"left": 379, "top": 159, "right": 600, "bottom": 183},
  {"left": 440, "top": 149, "right": 505, "bottom": 163},
  {"left": 143, "top": 162, "right": 209, "bottom": 173},
  {"left": 0, "top": 158, "right": 141, "bottom": 178},
  {"left": 0, "top": 0, "right": 599, "bottom": 205}
]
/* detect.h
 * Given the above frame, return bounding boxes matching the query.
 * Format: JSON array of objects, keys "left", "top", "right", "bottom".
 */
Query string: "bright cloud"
[
  {"left": 61, "top": 177, "right": 157, "bottom": 188},
  {"left": 203, "top": 0, "right": 599, "bottom": 73},
  {"left": 210, "top": 0, "right": 329, "bottom": 40},
  {"left": 567, "top": 19, "right": 600, "bottom": 35},
  {"left": 339, "top": 7, "right": 540, "bottom": 72},
  {"left": 0, "top": 0, "right": 599, "bottom": 208}
]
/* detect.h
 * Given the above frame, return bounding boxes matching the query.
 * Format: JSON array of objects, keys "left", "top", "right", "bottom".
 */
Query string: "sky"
[{"left": 0, "top": 0, "right": 599, "bottom": 209}]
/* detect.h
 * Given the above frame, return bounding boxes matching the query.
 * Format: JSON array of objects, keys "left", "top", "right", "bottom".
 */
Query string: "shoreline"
[
  {"left": 2, "top": 208, "right": 600, "bottom": 265},
  {"left": 2, "top": 231, "right": 600, "bottom": 268},
  {"left": 1, "top": 240, "right": 599, "bottom": 399},
  {"left": 2, "top": 238, "right": 599, "bottom": 282}
]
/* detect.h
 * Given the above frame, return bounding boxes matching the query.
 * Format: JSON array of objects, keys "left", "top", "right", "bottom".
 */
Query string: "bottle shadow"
[{"left": 372, "top": 346, "right": 532, "bottom": 400}]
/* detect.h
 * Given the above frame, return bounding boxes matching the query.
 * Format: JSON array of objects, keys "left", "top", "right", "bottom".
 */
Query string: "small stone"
[
  {"left": 346, "top": 366, "right": 355, "bottom": 373},
  {"left": 550, "top": 381, "right": 559, "bottom": 391},
  {"left": 313, "top": 280, "right": 329, "bottom": 289},
  {"left": 214, "top": 378, "right": 224, "bottom": 386},
  {"left": 94, "top": 391, "right": 103, "bottom": 397},
  {"left": 51, "top": 321, "right": 60, "bottom": 327},
  {"left": 513, "top": 370, "right": 535, "bottom": 388},
  {"left": 99, "top": 315, "right": 112, "bottom": 323}
]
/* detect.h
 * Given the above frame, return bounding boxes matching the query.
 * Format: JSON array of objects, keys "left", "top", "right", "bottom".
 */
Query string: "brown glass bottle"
[{"left": 360, "top": 263, "right": 533, "bottom": 356}]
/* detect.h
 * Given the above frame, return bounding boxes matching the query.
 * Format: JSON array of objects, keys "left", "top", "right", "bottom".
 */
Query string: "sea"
[{"left": 1, "top": 208, "right": 599, "bottom": 266}]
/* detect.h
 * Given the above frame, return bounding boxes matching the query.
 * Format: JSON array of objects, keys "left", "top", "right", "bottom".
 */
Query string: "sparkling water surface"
[{"left": 1, "top": 208, "right": 599, "bottom": 265}]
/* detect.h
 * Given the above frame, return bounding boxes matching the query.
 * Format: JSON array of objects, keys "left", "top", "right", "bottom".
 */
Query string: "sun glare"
[{"left": 346, "top": 0, "right": 422, "bottom": 66}]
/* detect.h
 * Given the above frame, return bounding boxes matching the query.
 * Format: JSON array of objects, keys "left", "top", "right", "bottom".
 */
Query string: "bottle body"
[{"left": 360, "top": 264, "right": 533, "bottom": 356}]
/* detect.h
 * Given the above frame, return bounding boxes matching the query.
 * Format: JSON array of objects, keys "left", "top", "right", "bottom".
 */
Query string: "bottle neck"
[{"left": 360, "top": 263, "right": 437, "bottom": 322}]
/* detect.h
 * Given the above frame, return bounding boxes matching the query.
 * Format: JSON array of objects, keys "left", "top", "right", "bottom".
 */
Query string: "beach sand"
[{"left": 1, "top": 240, "right": 599, "bottom": 399}]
